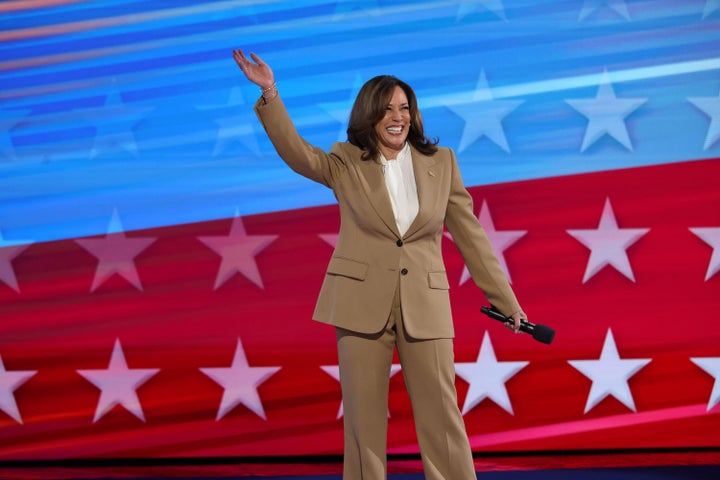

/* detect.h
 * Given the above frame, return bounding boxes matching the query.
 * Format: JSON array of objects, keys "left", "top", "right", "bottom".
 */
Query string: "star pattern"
[
  {"left": 446, "top": 70, "right": 523, "bottom": 153},
  {"left": 196, "top": 87, "right": 261, "bottom": 156},
  {"left": 200, "top": 338, "right": 281, "bottom": 420},
  {"left": 321, "top": 364, "right": 402, "bottom": 419},
  {"left": 566, "top": 70, "right": 646, "bottom": 152},
  {"left": 567, "top": 197, "right": 649, "bottom": 283},
  {"left": 703, "top": 0, "right": 719, "bottom": 19},
  {"left": 445, "top": 200, "right": 526, "bottom": 285},
  {"left": 569, "top": 329, "right": 651, "bottom": 413},
  {"left": 89, "top": 85, "right": 152, "bottom": 159},
  {"left": 457, "top": 0, "right": 507, "bottom": 21},
  {"left": 0, "top": 355, "right": 37, "bottom": 424},
  {"left": 689, "top": 227, "right": 720, "bottom": 281},
  {"left": 691, "top": 357, "right": 720, "bottom": 411},
  {"left": 688, "top": 91, "right": 720, "bottom": 150},
  {"left": 455, "top": 332, "right": 528, "bottom": 415},
  {"left": 0, "top": 230, "right": 33, "bottom": 292},
  {"left": 579, "top": 0, "right": 630, "bottom": 21},
  {"left": 77, "top": 339, "right": 159, "bottom": 422},
  {"left": 319, "top": 233, "right": 339, "bottom": 248},
  {"left": 318, "top": 74, "right": 364, "bottom": 142},
  {"left": 198, "top": 215, "right": 278, "bottom": 289},
  {"left": 75, "top": 210, "right": 157, "bottom": 292}
]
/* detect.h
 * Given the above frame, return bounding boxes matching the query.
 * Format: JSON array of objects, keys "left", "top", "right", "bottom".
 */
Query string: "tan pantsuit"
[
  {"left": 254, "top": 95, "right": 521, "bottom": 479},
  {"left": 337, "top": 275, "right": 476, "bottom": 479}
]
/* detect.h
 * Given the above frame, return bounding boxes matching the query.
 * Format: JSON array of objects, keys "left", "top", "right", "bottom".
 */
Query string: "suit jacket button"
[
  {"left": 401, "top": 268, "right": 408, "bottom": 275},
  {"left": 396, "top": 239, "right": 403, "bottom": 247}
]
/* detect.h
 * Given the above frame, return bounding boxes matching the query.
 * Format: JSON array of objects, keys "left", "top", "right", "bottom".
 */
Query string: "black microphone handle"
[
  {"left": 480, "top": 306, "right": 555, "bottom": 345},
  {"left": 480, "top": 305, "right": 535, "bottom": 332}
]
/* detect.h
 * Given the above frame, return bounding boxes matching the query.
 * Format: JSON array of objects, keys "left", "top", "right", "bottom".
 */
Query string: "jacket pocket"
[
  {"left": 326, "top": 256, "right": 369, "bottom": 281},
  {"left": 427, "top": 271, "right": 450, "bottom": 290}
]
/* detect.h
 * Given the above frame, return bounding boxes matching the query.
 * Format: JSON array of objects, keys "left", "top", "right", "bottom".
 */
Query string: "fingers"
[
  {"left": 232, "top": 49, "right": 266, "bottom": 73},
  {"left": 508, "top": 312, "right": 525, "bottom": 334},
  {"left": 233, "top": 49, "right": 247, "bottom": 69},
  {"left": 249, "top": 52, "right": 265, "bottom": 66}
]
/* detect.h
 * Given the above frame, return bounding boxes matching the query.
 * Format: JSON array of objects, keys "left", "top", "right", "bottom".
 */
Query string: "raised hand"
[{"left": 233, "top": 49, "right": 274, "bottom": 90}]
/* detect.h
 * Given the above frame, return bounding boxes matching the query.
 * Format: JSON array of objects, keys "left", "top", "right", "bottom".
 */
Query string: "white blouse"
[{"left": 379, "top": 143, "right": 419, "bottom": 237}]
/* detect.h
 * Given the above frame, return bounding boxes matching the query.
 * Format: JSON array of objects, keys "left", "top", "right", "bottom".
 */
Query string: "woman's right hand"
[{"left": 232, "top": 49, "right": 274, "bottom": 90}]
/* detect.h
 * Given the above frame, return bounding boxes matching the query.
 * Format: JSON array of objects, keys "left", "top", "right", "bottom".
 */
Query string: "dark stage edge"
[{"left": 1, "top": 450, "right": 719, "bottom": 479}]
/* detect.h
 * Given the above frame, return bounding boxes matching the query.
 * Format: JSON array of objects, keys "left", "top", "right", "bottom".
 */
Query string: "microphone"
[{"left": 480, "top": 305, "right": 555, "bottom": 345}]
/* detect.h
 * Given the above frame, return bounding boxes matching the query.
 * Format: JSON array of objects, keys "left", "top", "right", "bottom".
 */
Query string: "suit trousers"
[{"left": 335, "top": 277, "right": 476, "bottom": 480}]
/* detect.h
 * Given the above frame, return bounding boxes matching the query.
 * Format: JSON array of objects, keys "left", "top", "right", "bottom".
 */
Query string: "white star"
[
  {"left": 318, "top": 74, "right": 364, "bottom": 142},
  {"left": 446, "top": 70, "right": 523, "bottom": 153},
  {"left": 75, "top": 209, "right": 156, "bottom": 292},
  {"left": 0, "top": 355, "right": 37, "bottom": 424},
  {"left": 569, "top": 329, "right": 651, "bottom": 413},
  {"left": 455, "top": 332, "right": 528, "bottom": 415},
  {"left": 566, "top": 70, "right": 646, "bottom": 152},
  {"left": 445, "top": 200, "right": 526, "bottom": 285},
  {"left": 198, "top": 214, "right": 277, "bottom": 289},
  {"left": 196, "top": 87, "right": 261, "bottom": 156},
  {"left": 703, "top": 0, "right": 719, "bottom": 19},
  {"left": 690, "top": 227, "right": 720, "bottom": 281},
  {"left": 200, "top": 338, "right": 281, "bottom": 420},
  {"left": 457, "top": 0, "right": 507, "bottom": 21},
  {"left": 319, "top": 233, "right": 338, "bottom": 248},
  {"left": 579, "top": 0, "right": 630, "bottom": 21},
  {"left": 691, "top": 357, "right": 720, "bottom": 411},
  {"left": 567, "top": 197, "right": 649, "bottom": 283},
  {"left": 0, "top": 230, "right": 33, "bottom": 293},
  {"left": 688, "top": 91, "right": 720, "bottom": 150},
  {"left": 89, "top": 84, "right": 152, "bottom": 159},
  {"left": 321, "top": 364, "right": 402, "bottom": 419},
  {"left": 77, "top": 339, "right": 159, "bottom": 422}
]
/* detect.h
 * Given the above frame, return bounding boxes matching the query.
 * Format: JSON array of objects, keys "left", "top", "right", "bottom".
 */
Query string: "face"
[{"left": 374, "top": 86, "right": 411, "bottom": 159}]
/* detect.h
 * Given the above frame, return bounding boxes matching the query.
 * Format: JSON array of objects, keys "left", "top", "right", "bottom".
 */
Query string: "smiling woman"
[
  {"left": 346, "top": 75, "right": 439, "bottom": 163},
  {"left": 374, "top": 86, "right": 410, "bottom": 159},
  {"left": 1, "top": 0, "right": 719, "bottom": 469},
  {"left": 233, "top": 48, "right": 528, "bottom": 480}
]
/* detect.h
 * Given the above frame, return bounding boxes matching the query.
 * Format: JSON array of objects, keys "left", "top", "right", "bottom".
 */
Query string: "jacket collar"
[{"left": 358, "top": 144, "right": 440, "bottom": 240}]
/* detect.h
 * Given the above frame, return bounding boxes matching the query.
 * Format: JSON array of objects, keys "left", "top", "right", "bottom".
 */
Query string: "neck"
[{"left": 379, "top": 144, "right": 404, "bottom": 161}]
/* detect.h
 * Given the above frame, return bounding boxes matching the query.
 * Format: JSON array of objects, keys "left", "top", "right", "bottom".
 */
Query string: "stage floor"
[{"left": 1, "top": 451, "right": 719, "bottom": 479}]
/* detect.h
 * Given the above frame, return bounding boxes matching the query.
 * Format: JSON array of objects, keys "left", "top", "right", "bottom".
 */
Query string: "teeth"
[{"left": 387, "top": 127, "right": 402, "bottom": 134}]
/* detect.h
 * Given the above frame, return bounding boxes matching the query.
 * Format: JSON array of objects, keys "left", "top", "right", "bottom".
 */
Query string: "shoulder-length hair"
[{"left": 346, "top": 75, "right": 438, "bottom": 161}]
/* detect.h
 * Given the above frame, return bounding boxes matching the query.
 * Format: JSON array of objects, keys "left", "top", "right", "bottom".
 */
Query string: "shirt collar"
[{"left": 379, "top": 142, "right": 411, "bottom": 165}]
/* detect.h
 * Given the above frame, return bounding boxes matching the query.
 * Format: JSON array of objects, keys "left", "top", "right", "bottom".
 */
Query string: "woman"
[{"left": 233, "top": 49, "right": 527, "bottom": 480}]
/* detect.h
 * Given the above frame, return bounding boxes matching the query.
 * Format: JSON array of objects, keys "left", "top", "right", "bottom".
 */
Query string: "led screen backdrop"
[{"left": 1, "top": 0, "right": 719, "bottom": 460}]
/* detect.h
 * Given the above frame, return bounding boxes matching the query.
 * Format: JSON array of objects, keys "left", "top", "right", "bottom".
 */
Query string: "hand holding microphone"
[{"left": 480, "top": 305, "right": 555, "bottom": 345}]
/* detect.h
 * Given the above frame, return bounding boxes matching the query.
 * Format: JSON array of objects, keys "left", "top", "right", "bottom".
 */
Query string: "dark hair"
[{"left": 346, "top": 75, "right": 438, "bottom": 161}]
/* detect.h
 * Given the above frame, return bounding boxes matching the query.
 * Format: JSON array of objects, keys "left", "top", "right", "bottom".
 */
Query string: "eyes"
[{"left": 385, "top": 104, "right": 410, "bottom": 112}]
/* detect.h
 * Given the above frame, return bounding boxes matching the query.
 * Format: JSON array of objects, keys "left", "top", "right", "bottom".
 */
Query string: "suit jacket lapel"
[
  {"left": 404, "top": 147, "right": 440, "bottom": 239},
  {"left": 357, "top": 156, "right": 401, "bottom": 238}
]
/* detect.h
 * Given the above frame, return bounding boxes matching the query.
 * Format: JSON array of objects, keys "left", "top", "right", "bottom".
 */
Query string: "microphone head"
[{"left": 532, "top": 324, "right": 555, "bottom": 345}]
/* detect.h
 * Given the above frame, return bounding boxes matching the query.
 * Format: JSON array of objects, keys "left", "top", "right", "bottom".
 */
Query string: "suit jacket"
[{"left": 255, "top": 95, "right": 521, "bottom": 339}]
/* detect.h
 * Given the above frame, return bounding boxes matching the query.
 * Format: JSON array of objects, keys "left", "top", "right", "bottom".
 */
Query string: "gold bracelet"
[
  {"left": 261, "top": 82, "right": 277, "bottom": 94},
  {"left": 261, "top": 82, "right": 278, "bottom": 103}
]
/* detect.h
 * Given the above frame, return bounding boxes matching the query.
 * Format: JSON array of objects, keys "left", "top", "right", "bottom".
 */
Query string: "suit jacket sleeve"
[
  {"left": 253, "top": 94, "right": 342, "bottom": 188},
  {"left": 443, "top": 149, "right": 522, "bottom": 318}
]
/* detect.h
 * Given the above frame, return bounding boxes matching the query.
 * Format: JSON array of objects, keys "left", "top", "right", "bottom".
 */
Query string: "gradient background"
[{"left": 1, "top": 0, "right": 719, "bottom": 460}]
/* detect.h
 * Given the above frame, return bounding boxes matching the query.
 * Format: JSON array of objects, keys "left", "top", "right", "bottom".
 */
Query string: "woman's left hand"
[{"left": 508, "top": 310, "right": 527, "bottom": 334}]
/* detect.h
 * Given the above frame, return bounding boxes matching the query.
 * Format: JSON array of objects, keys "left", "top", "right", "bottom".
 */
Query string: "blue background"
[{"left": 1, "top": 0, "right": 718, "bottom": 243}]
